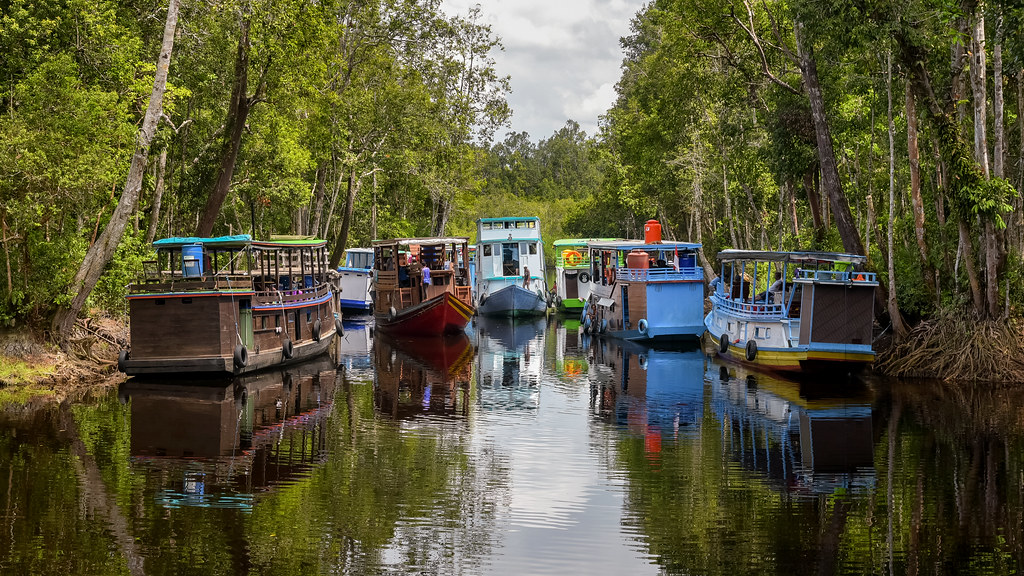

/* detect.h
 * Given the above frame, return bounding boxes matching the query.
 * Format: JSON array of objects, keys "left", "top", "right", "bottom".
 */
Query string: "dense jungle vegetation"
[{"left": 1, "top": 0, "right": 1023, "bottom": 363}]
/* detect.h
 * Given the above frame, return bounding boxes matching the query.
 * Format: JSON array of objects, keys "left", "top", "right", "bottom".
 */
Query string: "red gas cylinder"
[
  {"left": 644, "top": 219, "right": 662, "bottom": 244},
  {"left": 626, "top": 249, "right": 649, "bottom": 269}
]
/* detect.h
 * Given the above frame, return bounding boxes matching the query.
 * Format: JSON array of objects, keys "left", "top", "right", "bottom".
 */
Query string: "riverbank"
[{"left": 0, "top": 316, "right": 128, "bottom": 405}]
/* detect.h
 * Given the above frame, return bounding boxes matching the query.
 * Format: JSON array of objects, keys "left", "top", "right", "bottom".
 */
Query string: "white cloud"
[{"left": 441, "top": 0, "right": 646, "bottom": 142}]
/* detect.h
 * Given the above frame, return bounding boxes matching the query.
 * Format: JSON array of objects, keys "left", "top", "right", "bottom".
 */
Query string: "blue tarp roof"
[{"left": 153, "top": 234, "right": 252, "bottom": 248}]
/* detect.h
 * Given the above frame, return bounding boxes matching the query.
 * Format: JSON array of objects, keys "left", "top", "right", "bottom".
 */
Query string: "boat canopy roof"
[
  {"left": 587, "top": 239, "right": 701, "bottom": 252},
  {"left": 477, "top": 216, "right": 539, "bottom": 223},
  {"left": 553, "top": 238, "right": 617, "bottom": 247},
  {"left": 345, "top": 247, "right": 374, "bottom": 253},
  {"left": 252, "top": 236, "right": 327, "bottom": 249},
  {"left": 153, "top": 234, "right": 252, "bottom": 248},
  {"left": 152, "top": 234, "right": 328, "bottom": 250},
  {"left": 716, "top": 249, "right": 867, "bottom": 264},
  {"left": 373, "top": 237, "right": 469, "bottom": 247}
]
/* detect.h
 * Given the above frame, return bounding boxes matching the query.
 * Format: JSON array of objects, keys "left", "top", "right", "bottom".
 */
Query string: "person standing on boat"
[
  {"left": 421, "top": 262, "right": 431, "bottom": 300},
  {"left": 522, "top": 266, "right": 531, "bottom": 289}
]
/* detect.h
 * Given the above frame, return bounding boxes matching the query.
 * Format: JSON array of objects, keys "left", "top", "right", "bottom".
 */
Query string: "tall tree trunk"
[
  {"left": 692, "top": 152, "right": 717, "bottom": 280},
  {"left": 310, "top": 166, "right": 327, "bottom": 237},
  {"left": 992, "top": 17, "right": 1008, "bottom": 316},
  {"left": 906, "top": 81, "right": 934, "bottom": 295},
  {"left": 51, "top": 0, "right": 180, "bottom": 342},
  {"left": 144, "top": 147, "right": 167, "bottom": 244},
  {"left": 321, "top": 165, "right": 345, "bottom": 240},
  {"left": 969, "top": 5, "right": 999, "bottom": 318},
  {"left": 722, "top": 146, "right": 737, "bottom": 247},
  {"left": 795, "top": 22, "right": 864, "bottom": 256},
  {"left": 886, "top": 52, "right": 908, "bottom": 339},
  {"left": 329, "top": 168, "right": 361, "bottom": 268},
  {"left": 787, "top": 179, "right": 799, "bottom": 237},
  {"left": 803, "top": 169, "right": 823, "bottom": 236},
  {"left": 371, "top": 169, "right": 378, "bottom": 241},
  {"left": 196, "top": 18, "right": 253, "bottom": 237}
]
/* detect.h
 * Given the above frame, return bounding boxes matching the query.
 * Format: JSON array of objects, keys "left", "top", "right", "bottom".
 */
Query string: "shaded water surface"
[{"left": 1, "top": 315, "right": 1023, "bottom": 574}]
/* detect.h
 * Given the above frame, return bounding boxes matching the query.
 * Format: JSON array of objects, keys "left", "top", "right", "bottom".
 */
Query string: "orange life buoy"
[{"left": 562, "top": 249, "right": 583, "bottom": 266}]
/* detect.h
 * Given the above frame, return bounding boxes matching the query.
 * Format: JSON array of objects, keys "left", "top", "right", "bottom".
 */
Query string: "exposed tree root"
[{"left": 877, "top": 312, "right": 1024, "bottom": 383}]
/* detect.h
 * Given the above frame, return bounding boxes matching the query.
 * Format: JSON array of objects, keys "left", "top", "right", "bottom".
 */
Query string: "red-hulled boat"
[{"left": 371, "top": 237, "right": 475, "bottom": 336}]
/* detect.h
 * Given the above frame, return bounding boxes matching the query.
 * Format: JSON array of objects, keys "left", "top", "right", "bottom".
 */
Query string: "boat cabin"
[
  {"left": 475, "top": 217, "right": 546, "bottom": 289},
  {"left": 123, "top": 235, "right": 337, "bottom": 374},
  {"left": 706, "top": 250, "right": 878, "bottom": 372},
  {"left": 585, "top": 240, "right": 705, "bottom": 340},
  {"left": 372, "top": 237, "right": 472, "bottom": 315}
]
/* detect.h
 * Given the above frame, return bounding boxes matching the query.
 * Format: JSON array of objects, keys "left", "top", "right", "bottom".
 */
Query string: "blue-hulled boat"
[{"left": 582, "top": 227, "right": 705, "bottom": 341}]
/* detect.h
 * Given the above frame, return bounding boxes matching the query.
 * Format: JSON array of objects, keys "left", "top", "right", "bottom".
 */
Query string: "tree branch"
[{"left": 731, "top": 1, "right": 802, "bottom": 95}]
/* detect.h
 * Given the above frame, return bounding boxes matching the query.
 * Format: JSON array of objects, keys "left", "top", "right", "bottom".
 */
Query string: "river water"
[{"left": 1, "top": 315, "right": 1022, "bottom": 575}]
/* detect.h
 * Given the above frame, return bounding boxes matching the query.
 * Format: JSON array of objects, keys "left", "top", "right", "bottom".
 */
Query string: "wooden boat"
[
  {"left": 335, "top": 247, "right": 374, "bottom": 313},
  {"left": 704, "top": 250, "right": 878, "bottom": 374},
  {"left": 119, "top": 235, "right": 341, "bottom": 375},
  {"left": 552, "top": 238, "right": 614, "bottom": 314},
  {"left": 371, "top": 237, "right": 474, "bottom": 336},
  {"left": 583, "top": 222, "right": 705, "bottom": 341},
  {"left": 474, "top": 217, "right": 550, "bottom": 317}
]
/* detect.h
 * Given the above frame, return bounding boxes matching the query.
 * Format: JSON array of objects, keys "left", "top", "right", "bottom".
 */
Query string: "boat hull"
[
  {"left": 704, "top": 329, "right": 874, "bottom": 375},
  {"left": 121, "top": 323, "right": 337, "bottom": 375},
  {"left": 375, "top": 291, "right": 473, "bottom": 336},
  {"left": 477, "top": 284, "right": 548, "bottom": 317}
]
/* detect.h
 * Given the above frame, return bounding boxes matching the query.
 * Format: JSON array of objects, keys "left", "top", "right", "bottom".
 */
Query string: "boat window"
[
  {"left": 528, "top": 243, "right": 538, "bottom": 255},
  {"left": 482, "top": 222, "right": 492, "bottom": 230},
  {"left": 483, "top": 244, "right": 492, "bottom": 257},
  {"left": 502, "top": 242, "right": 520, "bottom": 276}
]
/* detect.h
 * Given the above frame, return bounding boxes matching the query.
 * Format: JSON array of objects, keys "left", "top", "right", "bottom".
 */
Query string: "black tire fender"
[
  {"left": 335, "top": 317, "right": 344, "bottom": 336},
  {"left": 234, "top": 344, "right": 248, "bottom": 369},
  {"left": 282, "top": 338, "right": 294, "bottom": 359},
  {"left": 312, "top": 319, "right": 322, "bottom": 341},
  {"left": 637, "top": 318, "right": 649, "bottom": 335},
  {"left": 117, "top": 349, "right": 129, "bottom": 373},
  {"left": 745, "top": 339, "right": 758, "bottom": 362},
  {"left": 719, "top": 334, "right": 730, "bottom": 354}
]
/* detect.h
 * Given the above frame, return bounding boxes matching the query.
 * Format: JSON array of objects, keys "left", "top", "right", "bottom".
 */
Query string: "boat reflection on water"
[
  {"left": 589, "top": 338, "right": 706, "bottom": 449},
  {"left": 553, "top": 318, "right": 589, "bottom": 381},
  {"left": 338, "top": 316, "right": 374, "bottom": 377},
  {"left": 372, "top": 332, "right": 475, "bottom": 419},
  {"left": 473, "top": 315, "right": 546, "bottom": 410},
  {"left": 118, "top": 354, "right": 340, "bottom": 509},
  {"left": 710, "top": 361, "right": 875, "bottom": 495}
]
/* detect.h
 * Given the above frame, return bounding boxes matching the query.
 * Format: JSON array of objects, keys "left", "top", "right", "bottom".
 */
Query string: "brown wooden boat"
[
  {"left": 371, "top": 237, "right": 475, "bottom": 336},
  {"left": 119, "top": 234, "right": 342, "bottom": 375}
]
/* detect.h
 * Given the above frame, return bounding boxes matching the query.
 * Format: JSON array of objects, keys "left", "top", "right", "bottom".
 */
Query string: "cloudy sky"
[{"left": 440, "top": 0, "right": 647, "bottom": 142}]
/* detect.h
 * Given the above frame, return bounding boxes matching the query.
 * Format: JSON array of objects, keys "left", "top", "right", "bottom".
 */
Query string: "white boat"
[
  {"left": 704, "top": 250, "right": 878, "bottom": 374},
  {"left": 335, "top": 247, "right": 373, "bottom": 312},
  {"left": 552, "top": 238, "right": 615, "bottom": 314},
  {"left": 474, "top": 217, "right": 550, "bottom": 317}
]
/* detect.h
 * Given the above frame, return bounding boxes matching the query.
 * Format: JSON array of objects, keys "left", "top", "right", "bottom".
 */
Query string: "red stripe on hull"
[{"left": 375, "top": 292, "right": 473, "bottom": 336}]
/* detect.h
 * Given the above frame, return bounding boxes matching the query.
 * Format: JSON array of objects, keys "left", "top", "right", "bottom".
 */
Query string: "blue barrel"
[{"left": 182, "top": 243, "right": 204, "bottom": 277}]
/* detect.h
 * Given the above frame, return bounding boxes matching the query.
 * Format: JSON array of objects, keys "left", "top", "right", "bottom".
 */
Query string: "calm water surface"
[{"left": 1, "top": 315, "right": 1023, "bottom": 575}]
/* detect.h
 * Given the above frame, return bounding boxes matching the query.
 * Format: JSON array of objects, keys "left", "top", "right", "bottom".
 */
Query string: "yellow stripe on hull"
[{"left": 708, "top": 334, "right": 874, "bottom": 371}]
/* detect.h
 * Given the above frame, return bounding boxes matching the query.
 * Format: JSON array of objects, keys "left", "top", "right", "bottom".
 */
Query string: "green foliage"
[{"left": 90, "top": 232, "right": 153, "bottom": 318}]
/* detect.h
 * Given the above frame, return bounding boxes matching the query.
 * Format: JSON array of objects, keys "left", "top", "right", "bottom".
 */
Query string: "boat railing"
[
  {"left": 710, "top": 293, "right": 785, "bottom": 318},
  {"left": 129, "top": 273, "right": 254, "bottom": 293},
  {"left": 616, "top": 267, "right": 702, "bottom": 283},
  {"left": 255, "top": 283, "right": 331, "bottom": 306},
  {"left": 795, "top": 269, "right": 877, "bottom": 283}
]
